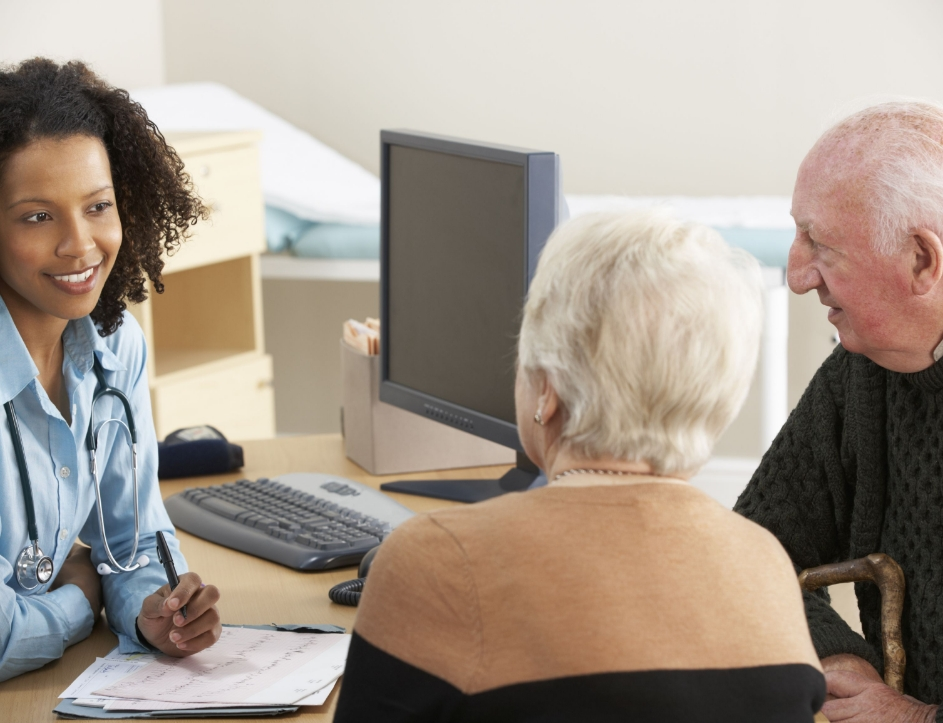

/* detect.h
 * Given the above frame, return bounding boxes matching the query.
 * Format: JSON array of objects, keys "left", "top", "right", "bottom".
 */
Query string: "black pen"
[{"left": 155, "top": 531, "right": 187, "bottom": 620}]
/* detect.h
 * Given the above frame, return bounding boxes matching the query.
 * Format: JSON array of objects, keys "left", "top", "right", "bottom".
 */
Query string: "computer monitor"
[{"left": 378, "top": 130, "right": 562, "bottom": 503}]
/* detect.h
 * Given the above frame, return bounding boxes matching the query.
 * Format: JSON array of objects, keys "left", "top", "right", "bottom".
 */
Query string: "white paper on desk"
[
  {"left": 94, "top": 628, "right": 351, "bottom": 705},
  {"left": 102, "top": 680, "right": 337, "bottom": 711},
  {"left": 103, "top": 698, "right": 261, "bottom": 711},
  {"left": 103, "top": 646, "right": 159, "bottom": 663},
  {"left": 60, "top": 658, "right": 151, "bottom": 699},
  {"left": 296, "top": 679, "right": 336, "bottom": 706},
  {"left": 72, "top": 698, "right": 111, "bottom": 708}
]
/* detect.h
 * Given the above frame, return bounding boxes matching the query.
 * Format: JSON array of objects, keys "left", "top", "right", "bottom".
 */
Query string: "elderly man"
[{"left": 735, "top": 101, "right": 943, "bottom": 723}]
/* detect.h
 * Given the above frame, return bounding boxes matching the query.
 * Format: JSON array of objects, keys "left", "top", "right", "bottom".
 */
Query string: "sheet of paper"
[
  {"left": 102, "top": 680, "right": 337, "bottom": 711},
  {"left": 103, "top": 646, "right": 159, "bottom": 663},
  {"left": 94, "top": 628, "right": 350, "bottom": 705},
  {"left": 103, "top": 698, "right": 259, "bottom": 711},
  {"left": 71, "top": 698, "right": 110, "bottom": 708},
  {"left": 296, "top": 679, "right": 336, "bottom": 706},
  {"left": 60, "top": 658, "right": 151, "bottom": 699}
]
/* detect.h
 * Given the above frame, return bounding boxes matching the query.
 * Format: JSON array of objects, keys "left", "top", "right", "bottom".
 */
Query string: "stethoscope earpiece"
[{"left": 98, "top": 554, "right": 150, "bottom": 576}]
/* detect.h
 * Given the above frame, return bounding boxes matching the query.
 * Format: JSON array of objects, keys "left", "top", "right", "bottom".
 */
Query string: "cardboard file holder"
[{"left": 341, "top": 339, "right": 515, "bottom": 475}]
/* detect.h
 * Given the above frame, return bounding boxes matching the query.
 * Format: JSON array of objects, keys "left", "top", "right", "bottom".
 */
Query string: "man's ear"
[{"left": 911, "top": 228, "right": 943, "bottom": 296}]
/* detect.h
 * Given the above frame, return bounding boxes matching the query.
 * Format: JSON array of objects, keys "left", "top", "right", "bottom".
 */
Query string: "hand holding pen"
[{"left": 135, "top": 531, "right": 222, "bottom": 657}]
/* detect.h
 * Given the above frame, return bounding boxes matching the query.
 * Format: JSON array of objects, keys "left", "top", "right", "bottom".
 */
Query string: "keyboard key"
[
  {"left": 316, "top": 540, "right": 349, "bottom": 551},
  {"left": 199, "top": 497, "right": 250, "bottom": 520}
]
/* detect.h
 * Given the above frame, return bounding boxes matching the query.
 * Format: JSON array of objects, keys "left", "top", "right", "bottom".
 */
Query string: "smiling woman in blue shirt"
[{"left": 0, "top": 58, "right": 220, "bottom": 681}]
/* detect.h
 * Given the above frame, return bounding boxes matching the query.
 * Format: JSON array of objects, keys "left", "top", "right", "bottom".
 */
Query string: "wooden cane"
[{"left": 798, "top": 553, "right": 906, "bottom": 693}]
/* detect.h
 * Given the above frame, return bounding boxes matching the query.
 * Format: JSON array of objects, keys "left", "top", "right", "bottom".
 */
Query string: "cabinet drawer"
[
  {"left": 151, "top": 354, "right": 275, "bottom": 441},
  {"left": 162, "top": 144, "right": 265, "bottom": 274}
]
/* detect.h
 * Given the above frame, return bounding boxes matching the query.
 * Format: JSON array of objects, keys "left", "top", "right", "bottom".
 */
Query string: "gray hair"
[
  {"left": 518, "top": 211, "right": 764, "bottom": 476},
  {"left": 816, "top": 100, "right": 943, "bottom": 255}
]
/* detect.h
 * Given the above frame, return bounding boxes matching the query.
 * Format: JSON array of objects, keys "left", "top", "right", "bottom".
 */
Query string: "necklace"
[{"left": 551, "top": 468, "right": 639, "bottom": 483}]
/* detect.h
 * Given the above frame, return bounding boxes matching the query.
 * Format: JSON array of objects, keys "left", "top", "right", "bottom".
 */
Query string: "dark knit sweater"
[{"left": 735, "top": 344, "right": 943, "bottom": 711}]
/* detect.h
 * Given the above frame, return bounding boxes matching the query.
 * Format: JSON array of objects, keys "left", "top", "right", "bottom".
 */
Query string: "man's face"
[{"left": 788, "top": 144, "right": 917, "bottom": 370}]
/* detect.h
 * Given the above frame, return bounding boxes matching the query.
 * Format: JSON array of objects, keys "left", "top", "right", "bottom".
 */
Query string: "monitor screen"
[
  {"left": 380, "top": 130, "right": 559, "bottom": 452},
  {"left": 387, "top": 145, "right": 524, "bottom": 426}
]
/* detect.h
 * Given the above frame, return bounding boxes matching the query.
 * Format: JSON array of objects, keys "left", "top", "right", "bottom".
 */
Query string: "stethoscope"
[{"left": 4, "top": 357, "right": 149, "bottom": 590}]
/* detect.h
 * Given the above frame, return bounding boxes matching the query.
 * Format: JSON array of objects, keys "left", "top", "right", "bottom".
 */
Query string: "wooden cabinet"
[{"left": 128, "top": 131, "right": 275, "bottom": 441}]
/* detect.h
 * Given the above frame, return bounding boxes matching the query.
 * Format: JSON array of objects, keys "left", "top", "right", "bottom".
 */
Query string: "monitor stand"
[{"left": 380, "top": 452, "right": 539, "bottom": 503}]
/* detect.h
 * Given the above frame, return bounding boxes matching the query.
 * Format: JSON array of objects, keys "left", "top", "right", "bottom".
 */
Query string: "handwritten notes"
[
  {"left": 93, "top": 627, "right": 350, "bottom": 705},
  {"left": 60, "top": 659, "right": 152, "bottom": 699}
]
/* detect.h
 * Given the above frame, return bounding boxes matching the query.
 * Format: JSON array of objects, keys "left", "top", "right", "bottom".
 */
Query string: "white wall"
[
  {"left": 0, "top": 0, "right": 165, "bottom": 89},
  {"left": 157, "top": 1, "right": 940, "bottom": 452},
  {"left": 162, "top": 0, "right": 943, "bottom": 196}
]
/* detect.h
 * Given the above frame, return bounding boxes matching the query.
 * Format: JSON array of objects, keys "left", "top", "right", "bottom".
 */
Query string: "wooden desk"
[
  {"left": 1, "top": 433, "right": 830, "bottom": 722},
  {"left": 1, "top": 434, "right": 488, "bottom": 722}
]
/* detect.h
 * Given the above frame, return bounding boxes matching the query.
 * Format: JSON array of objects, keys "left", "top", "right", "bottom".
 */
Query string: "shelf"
[
  {"left": 153, "top": 348, "right": 256, "bottom": 379},
  {"left": 260, "top": 255, "right": 379, "bottom": 282}
]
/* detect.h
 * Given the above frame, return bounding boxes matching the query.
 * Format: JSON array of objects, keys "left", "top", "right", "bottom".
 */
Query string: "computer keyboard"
[{"left": 163, "top": 473, "right": 415, "bottom": 570}]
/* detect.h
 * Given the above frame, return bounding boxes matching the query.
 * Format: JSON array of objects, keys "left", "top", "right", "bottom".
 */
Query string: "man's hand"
[
  {"left": 136, "top": 572, "right": 221, "bottom": 657},
  {"left": 822, "top": 670, "right": 938, "bottom": 722},
  {"left": 821, "top": 654, "right": 884, "bottom": 682},
  {"left": 50, "top": 544, "right": 102, "bottom": 617}
]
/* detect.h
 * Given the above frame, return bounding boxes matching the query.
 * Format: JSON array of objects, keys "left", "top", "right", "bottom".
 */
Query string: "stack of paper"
[
  {"left": 343, "top": 317, "right": 380, "bottom": 355},
  {"left": 56, "top": 627, "right": 350, "bottom": 719}
]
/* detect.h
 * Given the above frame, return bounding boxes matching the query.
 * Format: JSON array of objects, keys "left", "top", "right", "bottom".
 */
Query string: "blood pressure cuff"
[{"left": 157, "top": 426, "right": 244, "bottom": 480}]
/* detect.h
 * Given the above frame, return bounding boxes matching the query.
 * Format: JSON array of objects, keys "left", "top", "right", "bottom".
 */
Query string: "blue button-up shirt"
[{"left": 0, "top": 296, "right": 186, "bottom": 682}]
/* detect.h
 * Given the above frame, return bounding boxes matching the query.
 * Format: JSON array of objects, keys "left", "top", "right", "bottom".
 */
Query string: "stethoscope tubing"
[
  {"left": 3, "top": 401, "right": 40, "bottom": 545},
  {"left": 6, "top": 357, "right": 143, "bottom": 588}
]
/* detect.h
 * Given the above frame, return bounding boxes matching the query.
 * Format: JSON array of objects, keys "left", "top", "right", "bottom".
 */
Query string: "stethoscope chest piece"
[{"left": 16, "top": 542, "right": 53, "bottom": 590}]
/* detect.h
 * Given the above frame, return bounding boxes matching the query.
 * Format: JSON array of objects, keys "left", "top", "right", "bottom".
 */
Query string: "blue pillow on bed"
[
  {"left": 291, "top": 222, "right": 380, "bottom": 260},
  {"left": 265, "top": 206, "right": 314, "bottom": 253},
  {"left": 713, "top": 227, "right": 794, "bottom": 267}
]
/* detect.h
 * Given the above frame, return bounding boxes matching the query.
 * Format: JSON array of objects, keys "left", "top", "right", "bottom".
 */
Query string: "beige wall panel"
[
  {"left": 263, "top": 278, "right": 379, "bottom": 435},
  {"left": 162, "top": 0, "right": 943, "bottom": 196},
  {"left": 0, "top": 0, "right": 164, "bottom": 89}
]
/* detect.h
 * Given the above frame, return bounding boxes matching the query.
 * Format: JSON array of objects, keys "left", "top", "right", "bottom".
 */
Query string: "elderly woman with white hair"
[{"left": 334, "top": 211, "right": 826, "bottom": 722}]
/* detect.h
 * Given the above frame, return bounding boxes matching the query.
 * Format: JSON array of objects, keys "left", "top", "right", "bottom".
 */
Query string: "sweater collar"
[{"left": 901, "top": 355, "right": 943, "bottom": 392}]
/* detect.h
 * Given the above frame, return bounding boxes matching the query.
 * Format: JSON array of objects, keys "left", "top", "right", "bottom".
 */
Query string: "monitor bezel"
[{"left": 379, "top": 129, "right": 558, "bottom": 452}]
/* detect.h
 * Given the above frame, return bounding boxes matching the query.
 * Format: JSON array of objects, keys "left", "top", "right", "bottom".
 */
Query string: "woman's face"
[{"left": 0, "top": 135, "right": 121, "bottom": 325}]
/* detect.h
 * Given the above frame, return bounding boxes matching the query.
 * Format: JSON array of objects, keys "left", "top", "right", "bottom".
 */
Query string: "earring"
[{"left": 534, "top": 410, "right": 544, "bottom": 426}]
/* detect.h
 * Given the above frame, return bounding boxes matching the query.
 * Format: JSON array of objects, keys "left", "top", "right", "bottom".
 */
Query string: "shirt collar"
[
  {"left": 0, "top": 295, "right": 125, "bottom": 405},
  {"left": 62, "top": 314, "right": 126, "bottom": 377}
]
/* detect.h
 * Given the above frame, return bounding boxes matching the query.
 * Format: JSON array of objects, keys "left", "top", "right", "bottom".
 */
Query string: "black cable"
[{"left": 329, "top": 577, "right": 366, "bottom": 606}]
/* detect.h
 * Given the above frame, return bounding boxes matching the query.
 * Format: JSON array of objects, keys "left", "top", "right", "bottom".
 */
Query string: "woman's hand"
[
  {"left": 50, "top": 544, "right": 103, "bottom": 617},
  {"left": 136, "top": 572, "right": 221, "bottom": 657}
]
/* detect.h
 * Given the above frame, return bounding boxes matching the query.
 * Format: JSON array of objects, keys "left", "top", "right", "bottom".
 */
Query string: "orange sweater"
[{"left": 336, "top": 478, "right": 825, "bottom": 722}]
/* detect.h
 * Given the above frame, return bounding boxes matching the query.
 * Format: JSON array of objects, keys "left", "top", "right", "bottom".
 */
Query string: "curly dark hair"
[{"left": 0, "top": 58, "right": 208, "bottom": 335}]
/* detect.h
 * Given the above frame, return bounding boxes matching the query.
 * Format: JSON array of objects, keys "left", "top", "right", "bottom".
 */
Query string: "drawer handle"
[
  {"left": 257, "top": 379, "right": 273, "bottom": 390},
  {"left": 200, "top": 164, "right": 211, "bottom": 177}
]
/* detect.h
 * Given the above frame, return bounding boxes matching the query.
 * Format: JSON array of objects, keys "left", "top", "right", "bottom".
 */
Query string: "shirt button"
[
  {"left": 59, "top": 529, "right": 69, "bottom": 541},
  {"left": 59, "top": 466, "right": 71, "bottom": 479}
]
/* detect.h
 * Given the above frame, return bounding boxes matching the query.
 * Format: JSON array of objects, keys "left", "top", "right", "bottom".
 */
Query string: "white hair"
[
  {"left": 518, "top": 210, "right": 764, "bottom": 476},
  {"left": 815, "top": 99, "right": 943, "bottom": 255}
]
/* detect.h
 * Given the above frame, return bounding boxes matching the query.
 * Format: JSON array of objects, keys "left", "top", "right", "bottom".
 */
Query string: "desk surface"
[
  {"left": 1, "top": 433, "right": 830, "bottom": 723},
  {"left": 1, "top": 434, "right": 483, "bottom": 722}
]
